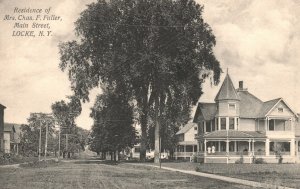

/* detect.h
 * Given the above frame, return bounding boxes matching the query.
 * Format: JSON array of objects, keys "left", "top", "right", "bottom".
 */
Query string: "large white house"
[{"left": 194, "top": 73, "right": 299, "bottom": 163}]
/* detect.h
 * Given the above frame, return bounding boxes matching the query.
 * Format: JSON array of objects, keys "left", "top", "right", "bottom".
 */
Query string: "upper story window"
[
  {"left": 228, "top": 103, "right": 236, "bottom": 110},
  {"left": 206, "top": 121, "right": 211, "bottom": 132},
  {"left": 278, "top": 107, "right": 284, "bottom": 113},
  {"left": 229, "top": 118, "right": 234, "bottom": 130},
  {"left": 269, "top": 120, "right": 275, "bottom": 131},
  {"left": 221, "top": 118, "right": 226, "bottom": 130},
  {"left": 194, "top": 126, "right": 197, "bottom": 130}
]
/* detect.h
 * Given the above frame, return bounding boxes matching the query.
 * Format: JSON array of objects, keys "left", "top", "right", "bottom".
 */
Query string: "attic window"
[
  {"left": 278, "top": 108, "right": 284, "bottom": 113},
  {"left": 229, "top": 103, "right": 236, "bottom": 110}
]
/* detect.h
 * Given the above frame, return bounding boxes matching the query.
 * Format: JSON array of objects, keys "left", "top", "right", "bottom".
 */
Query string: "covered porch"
[
  {"left": 198, "top": 130, "right": 297, "bottom": 163},
  {"left": 198, "top": 130, "right": 267, "bottom": 163},
  {"left": 174, "top": 141, "right": 197, "bottom": 161}
]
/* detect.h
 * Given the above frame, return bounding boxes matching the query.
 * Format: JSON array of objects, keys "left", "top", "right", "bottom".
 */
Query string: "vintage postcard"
[{"left": 0, "top": 0, "right": 299, "bottom": 188}]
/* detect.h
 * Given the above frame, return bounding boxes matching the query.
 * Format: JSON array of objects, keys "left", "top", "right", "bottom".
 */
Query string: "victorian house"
[{"left": 194, "top": 73, "right": 299, "bottom": 163}]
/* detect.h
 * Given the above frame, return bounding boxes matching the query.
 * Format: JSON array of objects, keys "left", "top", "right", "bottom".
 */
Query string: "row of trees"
[
  {"left": 59, "top": 0, "right": 221, "bottom": 162},
  {"left": 19, "top": 96, "right": 89, "bottom": 158}
]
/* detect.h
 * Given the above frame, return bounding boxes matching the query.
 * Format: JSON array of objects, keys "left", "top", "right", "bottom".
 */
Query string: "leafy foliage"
[
  {"left": 19, "top": 114, "right": 55, "bottom": 157},
  {"left": 59, "top": 0, "right": 221, "bottom": 160},
  {"left": 89, "top": 86, "right": 136, "bottom": 157},
  {"left": 51, "top": 97, "right": 88, "bottom": 155}
]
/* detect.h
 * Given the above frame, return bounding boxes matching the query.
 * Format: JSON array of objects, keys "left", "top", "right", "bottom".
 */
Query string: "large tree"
[
  {"left": 59, "top": 0, "right": 221, "bottom": 161},
  {"left": 51, "top": 96, "right": 83, "bottom": 157},
  {"left": 20, "top": 113, "right": 55, "bottom": 157},
  {"left": 90, "top": 86, "right": 136, "bottom": 160}
]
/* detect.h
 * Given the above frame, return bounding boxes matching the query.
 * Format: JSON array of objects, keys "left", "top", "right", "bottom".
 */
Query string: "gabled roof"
[
  {"left": 4, "top": 123, "right": 22, "bottom": 143},
  {"left": 193, "top": 103, "right": 217, "bottom": 122},
  {"left": 204, "top": 130, "right": 266, "bottom": 139},
  {"left": 237, "top": 90, "right": 263, "bottom": 118},
  {"left": 214, "top": 74, "right": 239, "bottom": 101},
  {"left": 0, "top": 104, "right": 6, "bottom": 109},
  {"left": 176, "top": 122, "right": 197, "bottom": 135},
  {"left": 256, "top": 98, "right": 282, "bottom": 118}
]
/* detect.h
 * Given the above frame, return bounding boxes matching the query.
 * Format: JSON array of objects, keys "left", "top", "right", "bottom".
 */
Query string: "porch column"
[
  {"left": 291, "top": 138, "right": 295, "bottom": 157},
  {"left": 204, "top": 139, "right": 207, "bottom": 155},
  {"left": 252, "top": 139, "right": 255, "bottom": 156},
  {"left": 265, "top": 139, "right": 270, "bottom": 156},
  {"left": 248, "top": 140, "right": 251, "bottom": 155},
  {"left": 218, "top": 141, "right": 221, "bottom": 152},
  {"left": 234, "top": 141, "right": 237, "bottom": 152},
  {"left": 226, "top": 140, "right": 229, "bottom": 153},
  {"left": 175, "top": 145, "right": 177, "bottom": 160}
]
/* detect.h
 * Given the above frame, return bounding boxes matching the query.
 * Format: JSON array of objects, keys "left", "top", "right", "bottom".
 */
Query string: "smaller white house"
[
  {"left": 3, "top": 123, "right": 21, "bottom": 154},
  {"left": 175, "top": 122, "right": 198, "bottom": 160}
]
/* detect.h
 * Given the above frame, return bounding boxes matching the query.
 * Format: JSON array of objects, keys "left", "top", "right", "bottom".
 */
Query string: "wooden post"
[
  {"left": 44, "top": 122, "right": 48, "bottom": 160},
  {"left": 265, "top": 139, "right": 270, "bottom": 156}
]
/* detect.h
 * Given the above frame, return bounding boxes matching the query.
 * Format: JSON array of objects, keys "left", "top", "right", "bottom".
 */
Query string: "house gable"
[{"left": 267, "top": 99, "right": 297, "bottom": 118}]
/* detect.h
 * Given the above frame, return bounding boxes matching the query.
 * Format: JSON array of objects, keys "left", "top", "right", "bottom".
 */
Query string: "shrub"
[
  {"left": 195, "top": 166, "right": 201, "bottom": 172},
  {"left": 235, "top": 154, "right": 244, "bottom": 164},
  {"left": 254, "top": 158, "right": 266, "bottom": 164}
]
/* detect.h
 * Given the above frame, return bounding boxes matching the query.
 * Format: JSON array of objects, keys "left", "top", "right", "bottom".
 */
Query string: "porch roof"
[
  {"left": 203, "top": 130, "right": 266, "bottom": 139},
  {"left": 178, "top": 141, "right": 197, "bottom": 145}
]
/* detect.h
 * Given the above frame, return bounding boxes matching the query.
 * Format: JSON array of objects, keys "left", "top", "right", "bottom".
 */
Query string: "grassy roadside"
[
  {"left": 157, "top": 162, "right": 300, "bottom": 188},
  {"left": 0, "top": 160, "right": 254, "bottom": 189}
]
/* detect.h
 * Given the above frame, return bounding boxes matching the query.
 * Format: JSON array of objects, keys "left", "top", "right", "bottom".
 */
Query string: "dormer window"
[
  {"left": 228, "top": 103, "right": 236, "bottom": 110},
  {"left": 278, "top": 107, "right": 283, "bottom": 113}
]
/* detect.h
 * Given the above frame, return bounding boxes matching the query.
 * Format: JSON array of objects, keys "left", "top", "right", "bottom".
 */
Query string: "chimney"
[{"left": 239, "top": 81, "right": 243, "bottom": 89}]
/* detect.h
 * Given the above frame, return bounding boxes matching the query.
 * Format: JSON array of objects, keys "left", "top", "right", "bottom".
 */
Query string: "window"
[
  {"left": 269, "top": 120, "right": 275, "bottom": 131},
  {"left": 134, "top": 147, "right": 140, "bottom": 153},
  {"left": 229, "top": 118, "right": 234, "bottom": 130},
  {"left": 206, "top": 121, "right": 211, "bottom": 132},
  {"left": 212, "top": 120, "right": 216, "bottom": 131},
  {"left": 270, "top": 142, "right": 290, "bottom": 154},
  {"left": 278, "top": 108, "right": 283, "bottom": 113},
  {"left": 221, "top": 118, "right": 226, "bottom": 130},
  {"left": 229, "top": 103, "right": 236, "bottom": 110},
  {"left": 194, "top": 126, "right": 197, "bottom": 130}
]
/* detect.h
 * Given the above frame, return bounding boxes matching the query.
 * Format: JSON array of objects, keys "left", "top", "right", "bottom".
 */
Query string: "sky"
[{"left": 0, "top": 0, "right": 300, "bottom": 130}]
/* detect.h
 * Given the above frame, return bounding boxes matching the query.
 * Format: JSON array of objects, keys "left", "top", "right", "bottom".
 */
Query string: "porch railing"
[{"left": 174, "top": 152, "right": 195, "bottom": 157}]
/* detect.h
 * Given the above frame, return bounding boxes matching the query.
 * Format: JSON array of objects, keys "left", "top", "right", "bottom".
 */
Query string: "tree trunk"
[
  {"left": 140, "top": 104, "right": 148, "bottom": 162},
  {"left": 154, "top": 96, "right": 160, "bottom": 163}
]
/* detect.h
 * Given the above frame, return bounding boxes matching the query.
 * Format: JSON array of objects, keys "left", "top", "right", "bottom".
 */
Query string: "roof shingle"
[{"left": 215, "top": 74, "right": 239, "bottom": 101}]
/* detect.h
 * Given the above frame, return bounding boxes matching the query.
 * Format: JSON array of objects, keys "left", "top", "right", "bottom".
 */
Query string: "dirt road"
[{"left": 0, "top": 160, "right": 253, "bottom": 189}]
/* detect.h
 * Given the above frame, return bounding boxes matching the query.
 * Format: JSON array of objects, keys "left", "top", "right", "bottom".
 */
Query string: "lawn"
[
  {"left": 159, "top": 162, "right": 300, "bottom": 188},
  {"left": 0, "top": 160, "right": 254, "bottom": 189}
]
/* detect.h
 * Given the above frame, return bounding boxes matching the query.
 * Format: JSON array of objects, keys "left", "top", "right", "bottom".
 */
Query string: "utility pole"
[
  {"left": 58, "top": 127, "right": 61, "bottom": 158},
  {"left": 39, "top": 123, "right": 42, "bottom": 161},
  {"left": 44, "top": 120, "right": 48, "bottom": 160},
  {"left": 66, "top": 134, "right": 68, "bottom": 158}
]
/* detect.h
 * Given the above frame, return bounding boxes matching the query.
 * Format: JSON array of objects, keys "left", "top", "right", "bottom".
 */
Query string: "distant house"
[
  {"left": 0, "top": 104, "right": 6, "bottom": 152},
  {"left": 194, "top": 73, "right": 299, "bottom": 163},
  {"left": 4, "top": 123, "right": 21, "bottom": 154},
  {"left": 174, "top": 122, "right": 198, "bottom": 160}
]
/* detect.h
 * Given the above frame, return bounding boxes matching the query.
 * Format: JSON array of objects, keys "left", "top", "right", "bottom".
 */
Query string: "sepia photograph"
[{"left": 0, "top": 0, "right": 300, "bottom": 188}]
